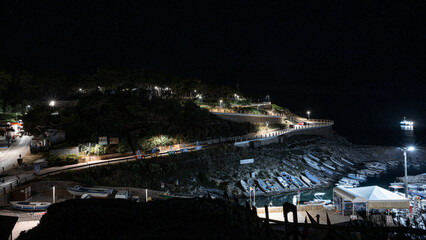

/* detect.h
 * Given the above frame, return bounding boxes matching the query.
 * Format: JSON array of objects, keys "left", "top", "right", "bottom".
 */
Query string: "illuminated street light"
[
  {"left": 400, "top": 146, "right": 415, "bottom": 198},
  {"left": 307, "top": 111, "right": 311, "bottom": 120},
  {"left": 219, "top": 99, "right": 223, "bottom": 109},
  {"left": 49, "top": 101, "right": 56, "bottom": 107}
]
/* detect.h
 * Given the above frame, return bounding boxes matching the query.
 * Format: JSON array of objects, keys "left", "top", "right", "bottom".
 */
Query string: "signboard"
[
  {"left": 98, "top": 136, "right": 108, "bottom": 146},
  {"left": 109, "top": 137, "right": 119, "bottom": 145},
  {"left": 240, "top": 158, "right": 254, "bottom": 165},
  {"left": 150, "top": 152, "right": 158, "bottom": 158}
]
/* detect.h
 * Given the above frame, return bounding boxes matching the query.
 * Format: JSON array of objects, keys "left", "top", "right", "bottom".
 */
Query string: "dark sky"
[{"left": 1, "top": 1, "right": 425, "bottom": 96}]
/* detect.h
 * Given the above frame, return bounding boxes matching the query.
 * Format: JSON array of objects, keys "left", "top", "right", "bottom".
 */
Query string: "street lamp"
[
  {"left": 307, "top": 111, "right": 311, "bottom": 120},
  {"left": 49, "top": 100, "right": 56, "bottom": 107},
  {"left": 401, "top": 146, "right": 415, "bottom": 198},
  {"left": 219, "top": 100, "right": 223, "bottom": 109}
]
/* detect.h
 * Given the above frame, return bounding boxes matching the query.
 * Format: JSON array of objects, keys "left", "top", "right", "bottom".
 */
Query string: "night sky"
[{"left": 1, "top": 1, "right": 425, "bottom": 136}]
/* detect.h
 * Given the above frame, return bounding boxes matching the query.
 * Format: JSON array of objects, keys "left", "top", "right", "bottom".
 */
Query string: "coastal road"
[{"left": 0, "top": 135, "right": 32, "bottom": 172}]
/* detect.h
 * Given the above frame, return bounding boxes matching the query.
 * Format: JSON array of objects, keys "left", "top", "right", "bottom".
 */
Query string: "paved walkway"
[{"left": 0, "top": 135, "right": 32, "bottom": 171}]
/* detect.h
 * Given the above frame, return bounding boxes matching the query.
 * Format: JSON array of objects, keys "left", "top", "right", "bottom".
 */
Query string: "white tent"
[{"left": 333, "top": 185, "right": 410, "bottom": 215}]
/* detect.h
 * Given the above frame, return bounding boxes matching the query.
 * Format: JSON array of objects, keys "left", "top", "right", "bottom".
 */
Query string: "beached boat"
[
  {"left": 307, "top": 153, "right": 321, "bottom": 162},
  {"left": 240, "top": 180, "right": 250, "bottom": 193},
  {"left": 303, "top": 171, "right": 321, "bottom": 184},
  {"left": 300, "top": 175, "right": 312, "bottom": 187},
  {"left": 357, "top": 169, "right": 378, "bottom": 177},
  {"left": 292, "top": 176, "right": 306, "bottom": 188},
  {"left": 330, "top": 157, "right": 345, "bottom": 167},
  {"left": 321, "top": 166, "right": 333, "bottom": 176},
  {"left": 305, "top": 193, "right": 331, "bottom": 205},
  {"left": 322, "top": 162, "right": 336, "bottom": 171},
  {"left": 276, "top": 176, "right": 289, "bottom": 188},
  {"left": 303, "top": 156, "right": 321, "bottom": 170},
  {"left": 67, "top": 185, "right": 114, "bottom": 198},
  {"left": 341, "top": 157, "right": 354, "bottom": 166},
  {"left": 10, "top": 201, "right": 51, "bottom": 211},
  {"left": 347, "top": 173, "right": 367, "bottom": 182},
  {"left": 365, "top": 162, "right": 387, "bottom": 171},
  {"left": 256, "top": 179, "right": 271, "bottom": 193}
]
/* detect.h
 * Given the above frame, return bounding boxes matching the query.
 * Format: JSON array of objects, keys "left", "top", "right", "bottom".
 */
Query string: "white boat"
[
  {"left": 307, "top": 153, "right": 320, "bottom": 162},
  {"left": 323, "top": 162, "right": 336, "bottom": 171},
  {"left": 303, "top": 156, "right": 321, "bottom": 170},
  {"left": 366, "top": 162, "right": 387, "bottom": 171},
  {"left": 300, "top": 175, "right": 312, "bottom": 187},
  {"left": 305, "top": 193, "right": 331, "bottom": 205},
  {"left": 265, "top": 180, "right": 278, "bottom": 192},
  {"left": 341, "top": 157, "right": 354, "bottom": 166},
  {"left": 330, "top": 157, "right": 345, "bottom": 167},
  {"left": 67, "top": 185, "right": 114, "bottom": 198},
  {"left": 240, "top": 180, "right": 250, "bottom": 193},
  {"left": 10, "top": 201, "right": 51, "bottom": 211},
  {"left": 256, "top": 179, "right": 271, "bottom": 193},
  {"left": 400, "top": 117, "right": 414, "bottom": 126},
  {"left": 341, "top": 177, "right": 360, "bottom": 185},
  {"left": 358, "top": 168, "right": 380, "bottom": 177},
  {"left": 276, "top": 176, "right": 289, "bottom": 188}
]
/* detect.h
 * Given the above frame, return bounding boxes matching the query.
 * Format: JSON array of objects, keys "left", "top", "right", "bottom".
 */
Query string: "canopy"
[{"left": 333, "top": 185, "right": 409, "bottom": 209}]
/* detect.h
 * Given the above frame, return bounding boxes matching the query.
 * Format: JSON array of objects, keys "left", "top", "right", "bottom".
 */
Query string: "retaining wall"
[{"left": 212, "top": 112, "right": 285, "bottom": 124}]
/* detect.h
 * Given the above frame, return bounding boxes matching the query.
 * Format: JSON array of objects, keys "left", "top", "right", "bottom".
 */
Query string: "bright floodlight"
[
  {"left": 49, "top": 101, "right": 56, "bottom": 107},
  {"left": 307, "top": 111, "right": 310, "bottom": 114},
  {"left": 220, "top": 99, "right": 223, "bottom": 103},
  {"left": 407, "top": 146, "right": 415, "bottom": 151}
]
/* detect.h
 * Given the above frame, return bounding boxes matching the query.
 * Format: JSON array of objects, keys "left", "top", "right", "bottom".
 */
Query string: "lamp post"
[
  {"left": 50, "top": 185, "right": 55, "bottom": 203},
  {"left": 401, "top": 146, "right": 415, "bottom": 198},
  {"left": 307, "top": 111, "right": 311, "bottom": 120},
  {"left": 219, "top": 100, "right": 223, "bottom": 111}
]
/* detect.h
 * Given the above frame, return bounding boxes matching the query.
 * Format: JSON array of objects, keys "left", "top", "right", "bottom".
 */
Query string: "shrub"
[
  {"left": 46, "top": 154, "right": 79, "bottom": 167},
  {"left": 94, "top": 144, "right": 106, "bottom": 155}
]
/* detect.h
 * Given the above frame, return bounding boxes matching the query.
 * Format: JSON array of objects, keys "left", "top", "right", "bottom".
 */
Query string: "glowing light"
[
  {"left": 49, "top": 101, "right": 56, "bottom": 107},
  {"left": 407, "top": 146, "right": 415, "bottom": 151}
]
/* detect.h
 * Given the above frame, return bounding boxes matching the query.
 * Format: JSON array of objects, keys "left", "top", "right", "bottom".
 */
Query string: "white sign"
[{"left": 240, "top": 158, "right": 254, "bottom": 165}]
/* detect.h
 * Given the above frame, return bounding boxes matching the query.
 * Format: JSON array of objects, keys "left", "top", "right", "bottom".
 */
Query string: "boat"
[
  {"left": 300, "top": 175, "right": 312, "bottom": 187},
  {"left": 240, "top": 180, "right": 250, "bottom": 193},
  {"left": 305, "top": 193, "right": 331, "bottom": 205},
  {"left": 365, "top": 162, "right": 387, "bottom": 171},
  {"left": 400, "top": 117, "right": 414, "bottom": 126},
  {"left": 340, "top": 177, "right": 360, "bottom": 186},
  {"left": 321, "top": 166, "right": 333, "bottom": 176},
  {"left": 276, "top": 176, "right": 289, "bottom": 188},
  {"left": 282, "top": 160, "right": 296, "bottom": 169},
  {"left": 303, "top": 156, "right": 321, "bottom": 170},
  {"left": 256, "top": 179, "right": 271, "bottom": 193},
  {"left": 307, "top": 153, "right": 321, "bottom": 162},
  {"left": 10, "top": 201, "right": 51, "bottom": 211},
  {"left": 303, "top": 170, "right": 321, "bottom": 184},
  {"left": 347, "top": 173, "right": 367, "bottom": 182},
  {"left": 322, "top": 162, "right": 336, "bottom": 171},
  {"left": 67, "top": 185, "right": 114, "bottom": 198},
  {"left": 330, "top": 157, "right": 345, "bottom": 167},
  {"left": 341, "top": 157, "right": 354, "bottom": 166},
  {"left": 357, "top": 169, "right": 378, "bottom": 177},
  {"left": 265, "top": 180, "right": 278, "bottom": 191}
]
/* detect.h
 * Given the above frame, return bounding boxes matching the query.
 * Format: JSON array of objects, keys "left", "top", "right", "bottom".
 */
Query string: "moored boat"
[
  {"left": 347, "top": 173, "right": 367, "bottom": 182},
  {"left": 305, "top": 193, "right": 331, "bottom": 205},
  {"left": 276, "top": 176, "right": 289, "bottom": 188},
  {"left": 321, "top": 166, "right": 333, "bottom": 176},
  {"left": 307, "top": 153, "right": 321, "bottom": 162},
  {"left": 300, "top": 175, "right": 312, "bottom": 187},
  {"left": 303, "top": 170, "right": 321, "bottom": 184},
  {"left": 340, "top": 157, "right": 354, "bottom": 166},
  {"left": 303, "top": 156, "right": 321, "bottom": 170},
  {"left": 67, "top": 185, "right": 114, "bottom": 198},
  {"left": 322, "top": 162, "right": 335, "bottom": 171},
  {"left": 10, "top": 201, "right": 51, "bottom": 211},
  {"left": 330, "top": 157, "right": 345, "bottom": 167},
  {"left": 256, "top": 179, "right": 271, "bottom": 193}
]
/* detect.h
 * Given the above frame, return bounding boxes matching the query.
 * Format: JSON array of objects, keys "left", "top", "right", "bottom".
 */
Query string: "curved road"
[{"left": 0, "top": 135, "right": 32, "bottom": 171}]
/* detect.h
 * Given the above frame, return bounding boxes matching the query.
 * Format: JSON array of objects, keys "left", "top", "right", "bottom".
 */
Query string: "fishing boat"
[
  {"left": 67, "top": 185, "right": 114, "bottom": 198},
  {"left": 347, "top": 173, "right": 367, "bottom": 182},
  {"left": 305, "top": 193, "right": 331, "bottom": 205},
  {"left": 321, "top": 166, "right": 333, "bottom": 176},
  {"left": 276, "top": 176, "right": 289, "bottom": 188},
  {"left": 341, "top": 157, "right": 354, "bottom": 166},
  {"left": 256, "top": 179, "right": 271, "bottom": 193},
  {"left": 330, "top": 157, "right": 345, "bottom": 167},
  {"left": 240, "top": 180, "right": 250, "bottom": 193},
  {"left": 303, "top": 171, "right": 321, "bottom": 184},
  {"left": 300, "top": 175, "right": 312, "bottom": 187},
  {"left": 303, "top": 156, "right": 321, "bottom": 170},
  {"left": 10, "top": 201, "right": 51, "bottom": 211}
]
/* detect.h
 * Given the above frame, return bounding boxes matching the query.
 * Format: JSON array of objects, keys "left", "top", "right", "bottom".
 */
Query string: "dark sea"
[{"left": 253, "top": 92, "right": 426, "bottom": 206}]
